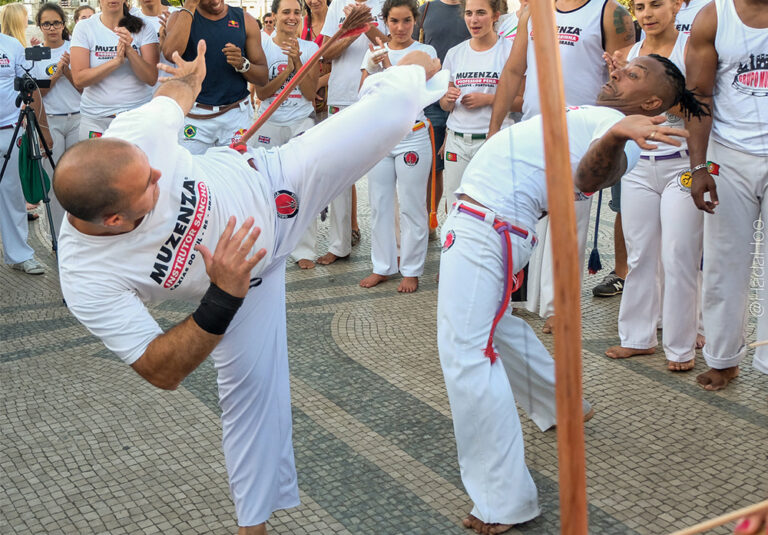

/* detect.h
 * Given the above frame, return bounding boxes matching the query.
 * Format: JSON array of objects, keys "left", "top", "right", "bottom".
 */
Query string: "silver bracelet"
[
  {"left": 179, "top": 7, "right": 194, "bottom": 18},
  {"left": 690, "top": 163, "right": 709, "bottom": 175}
]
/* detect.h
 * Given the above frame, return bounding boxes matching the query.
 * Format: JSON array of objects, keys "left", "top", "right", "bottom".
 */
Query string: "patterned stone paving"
[{"left": 2, "top": 182, "right": 768, "bottom": 535}]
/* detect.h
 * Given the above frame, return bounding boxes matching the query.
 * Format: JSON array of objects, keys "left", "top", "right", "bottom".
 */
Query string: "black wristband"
[{"left": 192, "top": 283, "right": 244, "bottom": 335}]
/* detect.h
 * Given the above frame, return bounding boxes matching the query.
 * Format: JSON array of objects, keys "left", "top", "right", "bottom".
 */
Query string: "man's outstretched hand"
[
  {"left": 194, "top": 216, "right": 267, "bottom": 299},
  {"left": 610, "top": 114, "right": 689, "bottom": 151},
  {"left": 157, "top": 39, "right": 207, "bottom": 113}
]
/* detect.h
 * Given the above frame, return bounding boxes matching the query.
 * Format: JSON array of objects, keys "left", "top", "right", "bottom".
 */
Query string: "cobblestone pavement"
[{"left": 2, "top": 182, "right": 768, "bottom": 535}]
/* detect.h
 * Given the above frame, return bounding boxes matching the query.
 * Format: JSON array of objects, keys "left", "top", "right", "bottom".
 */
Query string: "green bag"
[{"left": 18, "top": 133, "right": 51, "bottom": 204}]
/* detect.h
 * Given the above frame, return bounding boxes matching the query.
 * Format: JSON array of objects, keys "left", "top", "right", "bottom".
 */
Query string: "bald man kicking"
[{"left": 54, "top": 37, "right": 446, "bottom": 534}]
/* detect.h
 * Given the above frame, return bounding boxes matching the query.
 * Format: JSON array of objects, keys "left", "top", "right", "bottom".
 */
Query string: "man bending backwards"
[
  {"left": 438, "top": 54, "right": 708, "bottom": 534},
  {"left": 54, "top": 32, "right": 446, "bottom": 534}
]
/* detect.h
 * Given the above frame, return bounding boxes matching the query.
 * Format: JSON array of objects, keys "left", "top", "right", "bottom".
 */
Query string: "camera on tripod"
[{"left": 14, "top": 46, "right": 52, "bottom": 94}]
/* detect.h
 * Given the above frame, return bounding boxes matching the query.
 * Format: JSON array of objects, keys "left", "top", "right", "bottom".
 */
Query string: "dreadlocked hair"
[
  {"left": 648, "top": 53, "right": 711, "bottom": 120},
  {"left": 119, "top": 2, "right": 145, "bottom": 34}
]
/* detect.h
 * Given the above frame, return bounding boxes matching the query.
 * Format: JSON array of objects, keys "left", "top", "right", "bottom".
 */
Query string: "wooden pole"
[
  {"left": 527, "top": 1, "right": 588, "bottom": 534},
  {"left": 668, "top": 498, "right": 768, "bottom": 535}
]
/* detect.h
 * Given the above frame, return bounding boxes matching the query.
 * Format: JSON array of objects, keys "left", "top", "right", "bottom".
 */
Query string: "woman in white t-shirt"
[
  {"left": 603, "top": 0, "right": 706, "bottom": 372},
  {"left": 358, "top": 0, "right": 437, "bottom": 293},
  {"left": 439, "top": 0, "right": 512, "bottom": 205},
  {"left": 70, "top": 0, "right": 158, "bottom": 140},
  {"left": 33, "top": 4, "right": 81, "bottom": 163},
  {"left": 252, "top": 0, "right": 320, "bottom": 269}
]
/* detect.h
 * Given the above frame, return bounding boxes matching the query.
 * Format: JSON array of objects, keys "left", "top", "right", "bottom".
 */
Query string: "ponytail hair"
[
  {"left": 119, "top": 3, "right": 145, "bottom": 34},
  {"left": 648, "top": 54, "right": 711, "bottom": 120}
]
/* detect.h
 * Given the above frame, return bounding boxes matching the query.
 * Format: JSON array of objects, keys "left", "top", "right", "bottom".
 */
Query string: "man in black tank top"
[{"left": 163, "top": 0, "right": 268, "bottom": 154}]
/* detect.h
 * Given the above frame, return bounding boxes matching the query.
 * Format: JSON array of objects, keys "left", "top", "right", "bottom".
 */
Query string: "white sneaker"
[{"left": 12, "top": 257, "right": 45, "bottom": 275}]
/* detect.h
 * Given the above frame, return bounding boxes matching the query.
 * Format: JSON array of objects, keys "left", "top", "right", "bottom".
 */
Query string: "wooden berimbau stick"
[
  {"left": 527, "top": 0, "right": 588, "bottom": 533},
  {"left": 669, "top": 498, "right": 768, "bottom": 535}
]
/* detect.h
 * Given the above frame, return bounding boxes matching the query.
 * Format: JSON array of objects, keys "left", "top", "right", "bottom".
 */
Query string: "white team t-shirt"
[
  {"left": 70, "top": 14, "right": 159, "bottom": 117},
  {"left": 497, "top": 12, "right": 520, "bottom": 41},
  {"left": 130, "top": 6, "right": 178, "bottom": 81},
  {"left": 58, "top": 97, "right": 277, "bottom": 365},
  {"left": 443, "top": 37, "right": 514, "bottom": 134},
  {"left": 29, "top": 41, "right": 81, "bottom": 115},
  {"left": 0, "top": 34, "right": 29, "bottom": 125},
  {"left": 360, "top": 41, "right": 437, "bottom": 123},
  {"left": 262, "top": 36, "right": 319, "bottom": 125},
  {"left": 322, "top": 0, "right": 386, "bottom": 106},
  {"left": 457, "top": 105, "right": 641, "bottom": 231}
]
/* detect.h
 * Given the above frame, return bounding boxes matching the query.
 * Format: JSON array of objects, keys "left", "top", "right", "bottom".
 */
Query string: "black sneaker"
[{"left": 592, "top": 271, "right": 624, "bottom": 297}]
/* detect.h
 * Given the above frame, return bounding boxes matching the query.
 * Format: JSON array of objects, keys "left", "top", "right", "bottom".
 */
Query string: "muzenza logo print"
[{"left": 733, "top": 53, "right": 768, "bottom": 97}]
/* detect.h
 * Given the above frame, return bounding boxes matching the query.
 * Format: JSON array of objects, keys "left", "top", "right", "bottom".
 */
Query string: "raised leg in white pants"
[
  {"left": 437, "top": 206, "right": 540, "bottom": 525},
  {"left": 0, "top": 127, "right": 34, "bottom": 264},
  {"left": 703, "top": 140, "right": 768, "bottom": 370},
  {"left": 368, "top": 134, "right": 432, "bottom": 277}
]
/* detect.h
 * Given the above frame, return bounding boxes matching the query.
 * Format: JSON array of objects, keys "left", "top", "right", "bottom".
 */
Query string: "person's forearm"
[
  {"left": 686, "top": 100, "right": 713, "bottom": 168},
  {"left": 162, "top": 11, "right": 193, "bottom": 60},
  {"left": 72, "top": 59, "right": 123, "bottom": 89},
  {"left": 240, "top": 62, "right": 268, "bottom": 85},
  {"left": 489, "top": 67, "right": 523, "bottom": 134},
  {"left": 254, "top": 68, "right": 292, "bottom": 100},
  {"left": 131, "top": 316, "right": 222, "bottom": 390},
  {"left": 317, "top": 70, "right": 330, "bottom": 90},
  {"left": 154, "top": 74, "right": 200, "bottom": 115},
  {"left": 439, "top": 96, "right": 455, "bottom": 112},
  {"left": 125, "top": 50, "right": 159, "bottom": 85},
  {"left": 574, "top": 129, "right": 628, "bottom": 192},
  {"left": 322, "top": 35, "right": 359, "bottom": 60},
  {"left": 298, "top": 64, "right": 318, "bottom": 102}
]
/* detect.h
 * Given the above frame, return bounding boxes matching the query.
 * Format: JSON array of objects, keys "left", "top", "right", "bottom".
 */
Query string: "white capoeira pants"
[
  {"left": 78, "top": 114, "right": 114, "bottom": 140},
  {"left": 0, "top": 126, "right": 35, "bottom": 265},
  {"left": 245, "top": 115, "right": 319, "bottom": 263},
  {"left": 367, "top": 127, "right": 432, "bottom": 277},
  {"left": 618, "top": 155, "right": 703, "bottom": 362},
  {"left": 179, "top": 99, "right": 253, "bottom": 155},
  {"left": 437, "top": 201, "right": 590, "bottom": 524},
  {"left": 524, "top": 195, "right": 592, "bottom": 319},
  {"left": 702, "top": 140, "right": 768, "bottom": 371},
  {"left": 46, "top": 113, "right": 80, "bottom": 237},
  {"left": 443, "top": 130, "right": 485, "bottom": 210},
  {"left": 215, "top": 65, "right": 441, "bottom": 526}
]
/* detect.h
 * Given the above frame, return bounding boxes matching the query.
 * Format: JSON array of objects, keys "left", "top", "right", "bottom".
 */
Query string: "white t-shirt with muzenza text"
[
  {"left": 443, "top": 37, "right": 514, "bottom": 134},
  {"left": 58, "top": 97, "right": 277, "bottom": 365},
  {"left": 70, "top": 14, "right": 158, "bottom": 117}
]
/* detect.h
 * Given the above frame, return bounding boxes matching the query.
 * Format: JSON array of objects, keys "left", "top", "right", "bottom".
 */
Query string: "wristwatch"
[{"left": 235, "top": 57, "right": 250, "bottom": 73}]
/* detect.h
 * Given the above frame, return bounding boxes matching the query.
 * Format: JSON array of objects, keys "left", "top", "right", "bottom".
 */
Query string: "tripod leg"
[
  {"left": 0, "top": 117, "right": 25, "bottom": 187},
  {"left": 25, "top": 108, "right": 58, "bottom": 253}
]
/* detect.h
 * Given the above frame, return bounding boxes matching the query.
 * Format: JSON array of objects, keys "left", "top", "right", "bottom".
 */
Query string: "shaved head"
[{"left": 54, "top": 138, "right": 143, "bottom": 223}]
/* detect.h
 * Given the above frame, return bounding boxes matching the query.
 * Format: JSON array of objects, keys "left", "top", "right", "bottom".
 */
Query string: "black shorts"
[{"left": 425, "top": 103, "right": 448, "bottom": 172}]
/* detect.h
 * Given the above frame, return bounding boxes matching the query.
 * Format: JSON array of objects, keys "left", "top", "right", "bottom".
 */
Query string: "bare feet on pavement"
[
  {"left": 398, "top": 276, "right": 418, "bottom": 293},
  {"left": 316, "top": 252, "right": 348, "bottom": 265},
  {"left": 667, "top": 358, "right": 695, "bottom": 372},
  {"left": 360, "top": 273, "right": 388, "bottom": 288},
  {"left": 542, "top": 316, "right": 555, "bottom": 334},
  {"left": 463, "top": 514, "right": 514, "bottom": 535},
  {"left": 605, "top": 346, "right": 656, "bottom": 359},
  {"left": 697, "top": 366, "right": 739, "bottom": 391},
  {"left": 696, "top": 333, "right": 706, "bottom": 349},
  {"left": 297, "top": 259, "right": 315, "bottom": 269}
]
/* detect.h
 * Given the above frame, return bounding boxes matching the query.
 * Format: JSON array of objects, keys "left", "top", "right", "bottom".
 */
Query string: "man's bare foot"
[
  {"left": 297, "top": 259, "right": 315, "bottom": 269},
  {"left": 316, "top": 252, "right": 348, "bottom": 265},
  {"left": 360, "top": 273, "right": 388, "bottom": 288},
  {"left": 542, "top": 316, "right": 555, "bottom": 334},
  {"left": 696, "top": 333, "right": 706, "bottom": 349},
  {"left": 398, "top": 276, "right": 418, "bottom": 293},
  {"left": 605, "top": 346, "right": 656, "bottom": 359},
  {"left": 238, "top": 522, "right": 267, "bottom": 535},
  {"left": 667, "top": 358, "right": 695, "bottom": 372},
  {"left": 696, "top": 366, "right": 739, "bottom": 391},
  {"left": 548, "top": 406, "right": 595, "bottom": 431},
  {"left": 463, "top": 514, "right": 514, "bottom": 535}
]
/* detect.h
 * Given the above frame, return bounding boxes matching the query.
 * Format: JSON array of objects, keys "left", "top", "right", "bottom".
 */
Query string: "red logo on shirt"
[
  {"left": 403, "top": 151, "right": 419, "bottom": 167},
  {"left": 275, "top": 190, "right": 299, "bottom": 219},
  {"left": 228, "top": 20, "right": 240, "bottom": 28},
  {"left": 733, "top": 54, "right": 768, "bottom": 96}
]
